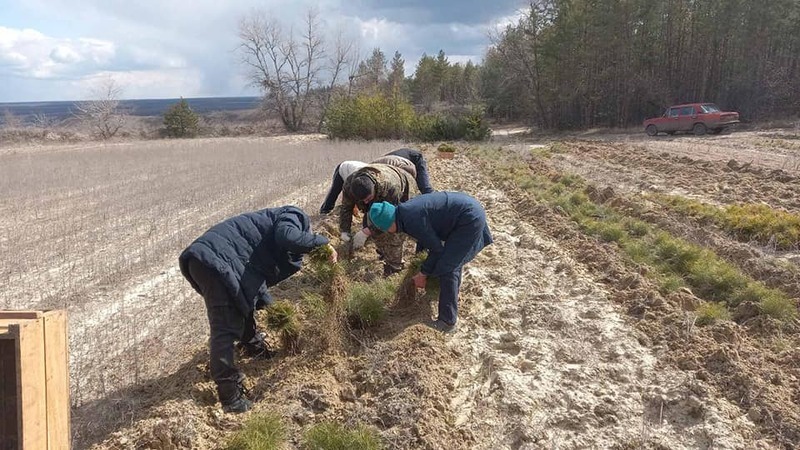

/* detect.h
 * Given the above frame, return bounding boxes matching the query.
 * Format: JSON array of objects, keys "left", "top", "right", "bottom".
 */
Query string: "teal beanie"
[{"left": 369, "top": 202, "right": 396, "bottom": 231}]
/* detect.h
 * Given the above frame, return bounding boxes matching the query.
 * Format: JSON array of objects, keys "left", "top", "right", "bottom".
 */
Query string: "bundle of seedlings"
[
  {"left": 346, "top": 280, "right": 395, "bottom": 328},
  {"left": 308, "top": 244, "right": 349, "bottom": 352},
  {"left": 395, "top": 252, "right": 439, "bottom": 307},
  {"left": 265, "top": 300, "right": 302, "bottom": 355}
]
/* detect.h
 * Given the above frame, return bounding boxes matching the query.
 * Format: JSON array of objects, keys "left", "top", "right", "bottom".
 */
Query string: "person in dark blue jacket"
[
  {"left": 367, "top": 192, "right": 492, "bottom": 332},
  {"left": 387, "top": 148, "right": 434, "bottom": 194},
  {"left": 179, "top": 206, "right": 335, "bottom": 413}
]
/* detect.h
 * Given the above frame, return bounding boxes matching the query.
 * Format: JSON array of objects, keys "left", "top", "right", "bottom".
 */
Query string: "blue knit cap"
[{"left": 369, "top": 202, "right": 396, "bottom": 232}]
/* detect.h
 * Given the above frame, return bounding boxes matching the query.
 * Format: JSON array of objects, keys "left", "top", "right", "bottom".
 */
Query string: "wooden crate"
[{"left": 0, "top": 310, "right": 70, "bottom": 450}]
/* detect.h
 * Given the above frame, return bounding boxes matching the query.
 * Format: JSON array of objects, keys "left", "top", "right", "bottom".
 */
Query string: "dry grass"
[{"left": 0, "top": 136, "right": 399, "bottom": 443}]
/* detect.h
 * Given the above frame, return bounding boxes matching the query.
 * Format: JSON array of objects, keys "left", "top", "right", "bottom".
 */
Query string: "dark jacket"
[
  {"left": 396, "top": 192, "right": 493, "bottom": 277},
  {"left": 387, "top": 148, "right": 434, "bottom": 194},
  {"left": 179, "top": 206, "right": 329, "bottom": 315},
  {"left": 340, "top": 164, "right": 417, "bottom": 233}
]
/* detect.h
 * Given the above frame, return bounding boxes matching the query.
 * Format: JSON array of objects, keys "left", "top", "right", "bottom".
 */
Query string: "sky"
[{"left": 0, "top": 0, "right": 524, "bottom": 102}]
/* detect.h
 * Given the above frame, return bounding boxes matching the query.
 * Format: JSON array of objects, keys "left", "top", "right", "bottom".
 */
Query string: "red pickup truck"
[{"left": 644, "top": 103, "right": 739, "bottom": 136}]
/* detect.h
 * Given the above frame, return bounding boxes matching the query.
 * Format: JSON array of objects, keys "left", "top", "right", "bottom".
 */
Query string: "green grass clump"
[
  {"left": 310, "top": 244, "right": 334, "bottom": 263},
  {"left": 582, "top": 218, "right": 627, "bottom": 242},
  {"left": 686, "top": 256, "right": 748, "bottom": 302},
  {"left": 437, "top": 142, "right": 456, "bottom": 153},
  {"left": 302, "top": 422, "right": 382, "bottom": 450},
  {"left": 226, "top": 414, "right": 286, "bottom": 450},
  {"left": 476, "top": 150, "right": 798, "bottom": 321},
  {"left": 651, "top": 195, "right": 800, "bottom": 249},
  {"left": 723, "top": 203, "right": 800, "bottom": 249},
  {"left": 301, "top": 292, "right": 327, "bottom": 320},
  {"left": 346, "top": 280, "right": 395, "bottom": 327},
  {"left": 266, "top": 300, "right": 301, "bottom": 353},
  {"left": 695, "top": 302, "right": 731, "bottom": 326},
  {"left": 650, "top": 194, "right": 721, "bottom": 224},
  {"left": 758, "top": 292, "right": 798, "bottom": 321}
]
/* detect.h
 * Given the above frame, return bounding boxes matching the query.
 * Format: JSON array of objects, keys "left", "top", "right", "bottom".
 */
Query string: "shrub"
[
  {"left": 324, "top": 93, "right": 414, "bottom": 140},
  {"left": 463, "top": 106, "right": 492, "bottom": 141},
  {"left": 163, "top": 98, "right": 199, "bottom": 138},
  {"left": 695, "top": 302, "right": 731, "bottom": 326},
  {"left": 226, "top": 414, "right": 286, "bottom": 450},
  {"left": 302, "top": 422, "right": 382, "bottom": 450},
  {"left": 324, "top": 93, "right": 490, "bottom": 142},
  {"left": 346, "top": 280, "right": 394, "bottom": 327},
  {"left": 437, "top": 143, "right": 456, "bottom": 153}
]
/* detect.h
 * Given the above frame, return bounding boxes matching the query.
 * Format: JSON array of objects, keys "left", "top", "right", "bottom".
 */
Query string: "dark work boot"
[
  {"left": 382, "top": 263, "right": 404, "bottom": 278},
  {"left": 428, "top": 319, "right": 457, "bottom": 334},
  {"left": 236, "top": 332, "right": 277, "bottom": 360},
  {"left": 218, "top": 374, "right": 252, "bottom": 413}
]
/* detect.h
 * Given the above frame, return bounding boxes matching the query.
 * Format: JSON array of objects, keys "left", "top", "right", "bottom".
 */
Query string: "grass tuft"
[
  {"left": 346, "top": 280, "right": 395, "bottom": 327},
  {"left": 301, "top": 292, "right": 327, "bottom": 320},
  {"left": 651, "top": 194, "right": 800, "bottom": 249},
  {"left": 226, "top": 413, "right": 286, "bottom": 450},
  {"left": 695, "top": 302, "right": 731, "bottom": 326},
  {"left": 266, "top": 301, "right": 302, "bottom": 354},
  {"left": 302, "top": 422, "right": 382, "bottom": 450},
  {"left": 759, "top": 294, "right": 798, "bottom": 321}
]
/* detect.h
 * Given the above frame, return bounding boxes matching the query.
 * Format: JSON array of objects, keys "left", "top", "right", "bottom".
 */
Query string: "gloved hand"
[
  {"left": 328, "top": 244, "right": 338, "bottom": 264},
  {"left": 352, "top": 229, "right": 370, "bottom": 249},
  {"left": 340, "top": 232, "right": 351, "bottom": 242}
]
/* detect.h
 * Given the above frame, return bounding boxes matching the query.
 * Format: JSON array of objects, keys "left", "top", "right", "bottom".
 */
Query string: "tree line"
[
  {"left": 241, "top": 2, "right": 800, "bottom": 132},
  {"left": 480, "top": 0, "right": 800, "bottom": 128}
]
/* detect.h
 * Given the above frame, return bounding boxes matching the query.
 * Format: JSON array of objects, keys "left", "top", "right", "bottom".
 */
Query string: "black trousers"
[{"left": 186, "top": 258, "right": 256, "bottom": 389}]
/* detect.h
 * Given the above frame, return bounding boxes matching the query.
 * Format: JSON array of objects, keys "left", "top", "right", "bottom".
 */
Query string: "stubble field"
[{"left": 2, "top": 129, "right": 799, "bottom": 449}]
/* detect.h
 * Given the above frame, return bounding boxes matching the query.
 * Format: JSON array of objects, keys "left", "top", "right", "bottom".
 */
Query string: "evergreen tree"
[{"left": 163, "top": 98, "right": 199, "bottom": 138}]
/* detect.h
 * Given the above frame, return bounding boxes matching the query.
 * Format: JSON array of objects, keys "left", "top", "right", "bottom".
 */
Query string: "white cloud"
[
  {"left": 1, "top": 0, "right": 520, "bottom": 101},
  {"left": 50, "top": 45, "right": 82, "bottom": 64},
  {"left": 0, "top": 26, "right": 115, "bottom": 79}
]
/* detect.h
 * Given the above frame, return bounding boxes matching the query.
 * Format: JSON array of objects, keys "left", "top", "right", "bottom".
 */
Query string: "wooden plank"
[
  {"left": 0, "top": 337, "right": 18, "bottom": 450},
  {"left": 0, "top": 311, "right": 43, "bottom": 320},
  {"left": 16, "top": 320, "right": 47, "bottom": 450},
  {"left": 43, "top": 311, "right": 70, "bottom": 450}
]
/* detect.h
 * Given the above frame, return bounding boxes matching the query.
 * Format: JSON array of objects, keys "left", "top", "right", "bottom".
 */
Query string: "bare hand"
[{"left": 412, "top": 272, "right": 427, "bottom": 290}]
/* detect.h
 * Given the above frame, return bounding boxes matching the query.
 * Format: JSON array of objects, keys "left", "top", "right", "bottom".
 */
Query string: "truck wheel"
[
  {"left": 646, "top": 125, "right": 658, "bottom": 136},
  {"left": 693, "top": 123, "right": 707, "bottom": 136}
]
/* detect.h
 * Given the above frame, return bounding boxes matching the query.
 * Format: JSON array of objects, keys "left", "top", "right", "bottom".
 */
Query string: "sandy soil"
[
  {"left": 86, "top": 133, "right": 798, "bottom": 449},
  {"left": 5, "top": 130, "right": 798, "bottom": 449}
]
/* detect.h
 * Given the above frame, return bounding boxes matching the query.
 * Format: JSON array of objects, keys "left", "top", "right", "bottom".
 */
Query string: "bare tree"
[
  {"left": 238, "top": 9, "right": 354, "bottom": 132},
  {"left": 73, "top": 77, "right": 127, "bottom": 140},
  {"left": 317, "top": 30, "right": 356, "bottom": 131},
  {"left": 31, "top": 112, "right": 56, "bottom": 138},
  {"left": 2, "top": 109, "right": 23, "bottom": 129}
]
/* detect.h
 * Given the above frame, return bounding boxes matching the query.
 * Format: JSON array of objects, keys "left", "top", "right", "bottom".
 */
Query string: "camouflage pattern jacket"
[
  {"left": 370, "top": 155, "right": 417, "bottom": 179},
  {"left": 339, "top": 163, "right": 417, "bottom": 233}
]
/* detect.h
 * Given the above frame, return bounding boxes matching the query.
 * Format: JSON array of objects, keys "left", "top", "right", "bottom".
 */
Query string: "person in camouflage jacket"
[{"left": 340, "top": 163, "right": 418, "bottom": 275}]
